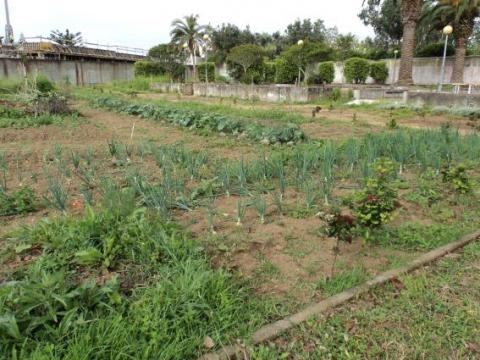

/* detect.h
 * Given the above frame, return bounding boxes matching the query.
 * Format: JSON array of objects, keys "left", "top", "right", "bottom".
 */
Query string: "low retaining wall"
[
  {"left": 151, "top": 82, "right": 480, "bottom": 107},
  {"left": 193, "top": 83, "right": 325, "bottom": 102},
  {"left": 408, "top": 92, "right": 480, "bottom": 107}
]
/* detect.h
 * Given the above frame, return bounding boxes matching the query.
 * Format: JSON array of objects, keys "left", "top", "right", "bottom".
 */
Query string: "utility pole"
[{"left": 4, "top": 0, "right": 13, "bottom": 45}]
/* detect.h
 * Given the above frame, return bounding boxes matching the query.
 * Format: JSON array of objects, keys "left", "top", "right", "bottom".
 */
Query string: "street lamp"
[
  {"left": 203, "top": 34, "right": 210, "bottom": 84},
  {"left": 297, "top": 39, "right": 304, "bottom": 86},
  {"left": 438, "top": 25, "right": 453, "bottom": 92},
  {"left": 4, "top": 0, "right": 14, "bottom": 45}
]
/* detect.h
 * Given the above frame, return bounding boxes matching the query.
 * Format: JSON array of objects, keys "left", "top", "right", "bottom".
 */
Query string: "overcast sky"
[{"left": 4, "top": 0, "right": 373, "bottom": 50}]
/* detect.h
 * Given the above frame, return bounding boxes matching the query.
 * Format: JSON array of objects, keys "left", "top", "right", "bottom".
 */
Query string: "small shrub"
[
  {"left": 354, "top": 158, "right": 398, "bottom": 230},
  {"left": 318, "top": 61, "right": 335, "bottom": 84},
  {"left": 274, "top": 57, "right": 298, "bottom": 84},
  {"left": 34, "top": 74, "right": 55, "bottom": 93},
  {"left": 0, "top": 186, "right": 36, "bottom": 216},
  {"left": 344, "top": 57, "right": 370, "bottom": 84},
  {"left": 369, "top": 61, "right": 389, "bottom": 84},
  {"left": 441, "top": 164, "right": 471, "bottom": 194},
  {"left": 328, "top": 88, "right": 342, "bottom": 102},
  {"left": 134, "top": 60, "right": 165, "bottom": 77},
  {"left": 320, "top": 208, "right": 357, "bottom": 243}
]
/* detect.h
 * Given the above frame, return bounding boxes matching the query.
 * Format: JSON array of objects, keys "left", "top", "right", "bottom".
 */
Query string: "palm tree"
[
  {"left": 170, "top": 15, "right": 205, "bottom": 82},
  {"left": 49, "top": 29, "right": 83, "bottom": 46},
  {"left": 429, "top": 0, "right": 480, "bottom": 82},
  {"left": 362, "top": 0, "right": 424, "bottom": 85},
  {"left": 398, "top": 0, "right": 424, "bottom": 85}
]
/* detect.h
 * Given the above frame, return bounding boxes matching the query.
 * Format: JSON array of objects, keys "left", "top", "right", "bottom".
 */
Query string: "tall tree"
[
  {"left": 284, "top": 19, "right": 327, "bottom": 45},
  {"left": 170, "top": 15, "right": 205, "bottom": 81},
  {"left": 148, "top": 43, "right": 186, "bottom": 81},
  {"left": 359, "top": 0, "right": 404, "bottom": 46},
  {"left": 49, "top": 29, "right": 82, "bottom": 46},
  {"left": 429, "top": 0, "right": 480, "bottom": 82},
  {"left": 398, "top": 0, "right": 424, "bottom": 85}
]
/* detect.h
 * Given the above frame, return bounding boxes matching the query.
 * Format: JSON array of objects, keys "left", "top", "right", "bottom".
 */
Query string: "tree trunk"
[
  {"left": 452, "top": 36, "right": 466, "bottom": 83},
  {"left": 398, "top": 20, "right": 417, "bottom": 86},
  {"left": 192, "top": 45, "right": 197, "bottom": 82}
]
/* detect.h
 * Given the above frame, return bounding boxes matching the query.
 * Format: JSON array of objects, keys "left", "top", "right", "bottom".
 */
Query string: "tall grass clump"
[{"left": 0, "top": 205, "right": 271, "bottom": 359}]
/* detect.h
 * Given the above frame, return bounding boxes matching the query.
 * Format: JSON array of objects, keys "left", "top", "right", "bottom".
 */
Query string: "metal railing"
[{"left": 21, "top": 36, "right": 147, "bottom": 56}]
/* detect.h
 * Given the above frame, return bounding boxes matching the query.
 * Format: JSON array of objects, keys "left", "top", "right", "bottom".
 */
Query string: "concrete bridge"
[{"left": 0, "top": 41, "right": 145, "bottom": 85}]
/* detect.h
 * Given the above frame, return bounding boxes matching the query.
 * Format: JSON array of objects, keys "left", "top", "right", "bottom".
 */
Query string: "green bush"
[
  {"left": 275, "top": 58, "right": 298, "bottom": 84},
  {"left": 0, "top": 186, "right": 36, "bottom": 216},
  {"left": 354, "top": 158, "right": 398, "bottom": 231},
  {"left": 198, "top": 62, "right": 215, "bottom": 83},
  {"left": 134, "top": 60, "right": 165, "bottom": 77},
  {"left": 369, "top": 61, "right": 389, "bottom": 84},
  {"left": 344, "top": 57, "right": 370, "bottom": 84},
  {"left": 263, "top": 61, "right": 276, "bottom": 84},
  {"left": 33, "top": 74, "right": 55, "bottom": 93},
  {"left": 328, "top": 88, "right": 342, "bottom": 102},
  {"left": 416, "top": 42, "right": 454, "bottom": 57},
  {"left": 318, "top": 61, "right": 335, "bottom": 84},
  {"left": 240, "top": 67, "right": 263, "bottom": 84}
]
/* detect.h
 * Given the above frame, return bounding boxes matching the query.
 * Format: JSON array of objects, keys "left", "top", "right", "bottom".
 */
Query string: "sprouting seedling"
[
  {"left": 352, "top": 112, "right": 357, "bottom": 123},
  {"left": 70, "top": 150, "right": 81, "bottom": 170},
  {"left": 0, "top": 151, "right": 7, "bottom": 191},
  {"left": 304, "top": 181, "right": 317, "bottom": 210},
  {"left": 206, "top": 202, "right": 217, "bottom": 234},
  {"left": 85, "top": 146, "right": 95, "bottom": 166},
  {"left": 236, "top": 198, "right": 247, "bottom": 226},
  {"left": 54, "top": 144, "right": 63, "bottom": 162},
  {"left": 278, "top": 168, "right": 286, "bottom": 200},
  {"left": 44, "top": 175, "right": 68, "bottom": 213},
  {"left": 272, "top": 192, "right": 284, "bottom": 215},
  {"left": 253, "top": 195, "right": 267, "bottom": 225}
]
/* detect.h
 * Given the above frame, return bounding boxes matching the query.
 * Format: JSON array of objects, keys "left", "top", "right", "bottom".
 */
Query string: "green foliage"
[
  {"left": 93, "top": 96, "right": 307, "bottom": 144},
  {"left": 198, "top": 62, "right": 215, "bottom": 82},
  {"left": 263, "top": 61, "right": 276, "bottom": 84},
  {"left": 441, "top": 164, "right": 472, "bottom": 194},
  {"left": 328, "top": 88, "right": 342, "bottom": 102},
  {"left": 1, "top": 207, "right": 269, "bottom": 359},
  {"left": 281, "top": 42, "right": 332, "bottom": 69},
  {"left": 274, "top": 57, "right": 298, "bottom": 84},
  {"left": 318, "top": 61, "right": 335, "bottom": 84},
  {"left": 134, "top": 60, "right": 165, "bottom": 77},
  {"left": 147, "top": 43, "right": 186, "bottom": 81},
  {"left": 369, "top": 61, "right": 389, "bottom": 84},
  {"left": 0, "top": 107, "right": 64, "bottom": 128},
  {"left": 0, "top": 186, "right": 36, "bottom": 216},
  {"left": 354, "top": 158, "right": 398, "bottom": 230},
  {"left": 227, "top": 44, "right": 265, "bottom": 76},
  {"left": 415, "top": 42, "right": 455, "bottom": 57},
  {"left": 0, "top": 78, "right": 23, "bottom": 94},
  {"left": 320, "top": 208, "right": 357, "bottom": 242},
  {"left": 344, "top": 57, "right": 370, "bottom": 84},
  {"left": 27, "top": 74, "right": 55, "bottom": 94}
]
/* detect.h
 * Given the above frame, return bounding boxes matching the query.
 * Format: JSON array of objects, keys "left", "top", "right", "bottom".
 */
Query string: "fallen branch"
[{"left": 199, "top": 230, "right": 480, "bottom": 360}]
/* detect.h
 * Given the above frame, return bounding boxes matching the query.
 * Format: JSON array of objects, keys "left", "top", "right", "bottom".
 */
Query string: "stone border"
[{"left": 199, "top": 230, "right": 480, "bottom": 360}]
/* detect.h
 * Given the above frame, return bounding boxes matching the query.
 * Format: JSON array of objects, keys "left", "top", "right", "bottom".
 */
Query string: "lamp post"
[
  {"left": 297, "top": 39, "right": 304, "bottom": 86},
  {"left": 203, "top": 34, "right": 210, "bottom": 84},
  {"left": 438, "top": 25, "right": 453, "bottom": 92},
  {"left": 4, "top": 0, "right": 13, "bottom": 45},
  {"left": 392, "top": 49, "right": 399, "bottom": 88}
]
